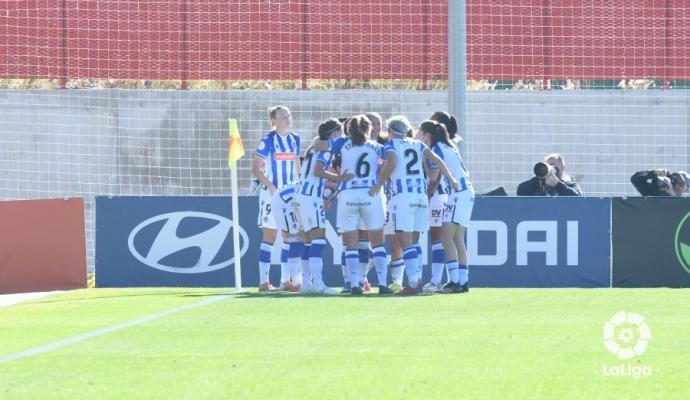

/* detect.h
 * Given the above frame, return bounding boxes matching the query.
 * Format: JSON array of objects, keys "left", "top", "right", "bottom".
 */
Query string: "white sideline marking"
[
  {"left": 0, "top": 291, "right": 62, "bottom": 309},
  {"left": 0, "top": 292, "right": 231, "bottom": 364}
]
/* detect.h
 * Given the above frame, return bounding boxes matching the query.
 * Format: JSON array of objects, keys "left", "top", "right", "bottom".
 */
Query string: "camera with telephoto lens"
[
  {"left": 533, "top": 162, "right": 560, "bottom": 179},
  {"left": 653, "top": 175, "right": 673, "bottom": 192}
]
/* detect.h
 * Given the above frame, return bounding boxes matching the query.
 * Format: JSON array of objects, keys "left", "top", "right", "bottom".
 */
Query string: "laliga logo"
[
  {"left": 128, "top": 212, "right": 248, "bottom": 274},
  {"left": 603, "top": 311, "right": 651, "bottom": 360}
]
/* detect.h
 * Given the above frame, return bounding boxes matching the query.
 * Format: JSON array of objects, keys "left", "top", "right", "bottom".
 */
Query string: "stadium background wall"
[{"left": 2, "top": 89, "right": 689, "bottom": 271}]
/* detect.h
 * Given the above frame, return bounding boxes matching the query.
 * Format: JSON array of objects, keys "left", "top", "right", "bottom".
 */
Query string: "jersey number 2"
[{"left": 404, "top": 149, "right": 420, "bottom": 175}]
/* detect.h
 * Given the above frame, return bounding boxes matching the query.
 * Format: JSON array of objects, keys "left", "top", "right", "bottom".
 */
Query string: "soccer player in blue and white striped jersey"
[
  {"left": 370, "top": 116, "right": 458, "bottom": 295},
  {"left": 251, "top": 105, "right": 303, "bottom": 291},
  {"left": 331, "top": 115, "right": 393, "bottom": 295},
  {"left": 420, "top": 118, "right": 475, "bottom": 293},
  {"left": 294, "top": 118, "right": 353, "bottom": 295}
]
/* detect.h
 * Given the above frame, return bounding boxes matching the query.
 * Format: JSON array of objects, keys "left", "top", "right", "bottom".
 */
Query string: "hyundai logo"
[{"left": 127, "top": 211, "right": 249, "bottom": 274}]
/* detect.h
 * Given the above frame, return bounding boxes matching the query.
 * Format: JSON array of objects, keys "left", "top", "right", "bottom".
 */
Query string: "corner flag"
[
  {"left": 228, "top": 118, "right": 245, "bottom": 167},
  {"left": 228, "top": 118, "right": 245, "bottom": 290}
]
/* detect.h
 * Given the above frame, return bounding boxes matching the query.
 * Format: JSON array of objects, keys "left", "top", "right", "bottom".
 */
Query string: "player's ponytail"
[
  {"left": 420, "top": 120, "right": 453, "bottom": 148},
  {"left": 430, "top": 111, "right": 459, "bottom": 140},
  {"left": 338, "top": 117, "right": 351, "bottom": 137},
  {"left": 347, "top": 115, "right": 372, "bottom": 146}
]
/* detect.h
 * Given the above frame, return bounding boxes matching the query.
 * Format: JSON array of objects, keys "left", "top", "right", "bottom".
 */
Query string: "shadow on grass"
[
  {"left": 14, "top": 288, "right": 447, "bottom": 306},
  {"left": 232, "top": 291, "right": 436, "bottom": 299}
]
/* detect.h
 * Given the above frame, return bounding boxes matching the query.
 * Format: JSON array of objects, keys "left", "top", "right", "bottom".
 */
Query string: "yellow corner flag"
[
  {"left": 228, "top": 118, "right": 245, "bottom": 167},
  {"left": 228, "top": 118, "right": 245, "bottom": 289}
]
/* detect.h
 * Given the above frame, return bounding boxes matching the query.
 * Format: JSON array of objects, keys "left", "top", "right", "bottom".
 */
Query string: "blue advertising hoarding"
[
  {"left": 467, "top": 197, "right": 610, "bottom": 287},
  {"left": 96, "top": 196, "right": 611, "bottom": 288},
  {"left": 97, "top": 196, "right": 253, "bottom": 287},
  {"left": 96, "top": 196, "right": 339, "bottom": 287}
]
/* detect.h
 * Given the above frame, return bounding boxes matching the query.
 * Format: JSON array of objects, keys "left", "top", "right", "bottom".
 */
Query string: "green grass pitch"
[{"left": 1, "top": 288, "right": 689, "bottom": 399}]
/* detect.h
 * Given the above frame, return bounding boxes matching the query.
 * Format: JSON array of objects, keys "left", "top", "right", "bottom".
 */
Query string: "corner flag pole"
[{"left": 228, "top": 118, "right": 245, "bottom": 290}]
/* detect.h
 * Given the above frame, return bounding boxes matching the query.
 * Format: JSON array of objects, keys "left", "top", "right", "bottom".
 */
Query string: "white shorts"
[
  {"left": 429, "top": 193, "right": 448, "bottom": 228},
  {"left": 356, "top": 188, "right": 385, "bottom": 231},
  {"left": 389, "top": 192, "right": 429, "bottom": 233},
  {"left": 271, "top": 188, "right": 301, "bottom": 234},
  {"left": 443, "top": 185, "right": 475, "bottom": 227},
  {"left": 336, "top": 188, "right": 385, "bottom": 232},
  {"left": 257, "top": 189, "right": 276, "bottom": 230},
  {"left": 294, "top": 193, "right": 326, "bottom": 232}
]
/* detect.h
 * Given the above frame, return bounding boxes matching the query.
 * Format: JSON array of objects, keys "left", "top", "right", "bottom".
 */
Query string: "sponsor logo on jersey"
[
  {"left": 345, "top": 201, "right": 372, "bottom": 207},
  {"left": 275, "top": 152, "right": 297, "bottom": 161}
]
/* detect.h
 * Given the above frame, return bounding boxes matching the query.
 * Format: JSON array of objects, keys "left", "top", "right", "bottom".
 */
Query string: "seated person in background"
[
  {"left": 517, "top": 153, "right": 583, "bottom": 197},
  {"left": 631, "top": 169, "right": 689, "bottom": 197}
]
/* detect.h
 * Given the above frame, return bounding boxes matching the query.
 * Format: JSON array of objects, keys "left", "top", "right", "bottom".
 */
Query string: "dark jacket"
[
  {"left": 630, "top": 170, "right": 671, "bottom": 197},
  {"left": 516, "top": 175, "right": 583, "bottom": 197}
]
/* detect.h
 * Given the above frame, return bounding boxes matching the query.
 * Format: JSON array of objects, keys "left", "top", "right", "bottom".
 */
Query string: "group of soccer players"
[{"left": 251, "top": 105, "right": 474, "bottom": 295}]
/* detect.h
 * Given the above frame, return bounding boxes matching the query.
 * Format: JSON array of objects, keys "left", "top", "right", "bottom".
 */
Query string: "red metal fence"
[{"left": 1, "top": 1, "right": 688, "bottom": 85}]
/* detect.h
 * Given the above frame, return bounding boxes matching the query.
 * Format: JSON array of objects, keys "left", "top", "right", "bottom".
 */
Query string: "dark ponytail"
[
  {"left": 419, "top": 120, "right": 453, "bottom": 148},
  {"left": 338, "top": 117, "right": 350, "bottom": 137},
  {"left": 430, "top": 111, "right": 459, "bottom": 139},
  {"left": 347, "top": 115, "right": 372, "bottom": 146}
]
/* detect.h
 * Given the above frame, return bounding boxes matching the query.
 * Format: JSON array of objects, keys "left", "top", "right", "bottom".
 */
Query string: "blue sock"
[
  {"left": 287, "top": 240, "right": 303, "bottom": 283},
  {"left": 371, "top": 246, "right": 388, "bottom": 286},
  {"left": 345, "top": 250, "right": 360, "bottom": 288},
  {"left": 301, "top": 244, "right": 311, "bottom": 286},
  {"left": 309, "top": 239, "right": 326, "bottom": 285},
  {"left": 358, "top": 240, "right": 370, "bottom": 286},
  {"left": 414, "top": 243, "right": 423, "bottom": 282},
  {"left": 403, "top": 246, "right": 420, "bottom": 287},
  {"left": 431, "top": 242, "right": 445, "bottom": 285},
  {"left": 341, "top": 251, "right": 349, "bottom": 284},
  {"left": 280, "top": 242, "right": 289, "bottom": 283}
]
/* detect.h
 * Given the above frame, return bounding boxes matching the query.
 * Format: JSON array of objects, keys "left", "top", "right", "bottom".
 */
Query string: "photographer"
[
  {"left": 630, "top": 169, "right": 689, "bottom": 197},
  {"left": 517, "top": 153, "right": 582, "bottom": 197}
]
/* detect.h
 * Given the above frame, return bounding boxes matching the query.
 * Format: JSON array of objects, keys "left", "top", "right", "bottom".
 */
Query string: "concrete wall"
[
  {"left": 1, "top": 89, "right": 688, "bottom": 269},
  {"left": 0, "top": 89, "right": 448, "bottom": 269}
]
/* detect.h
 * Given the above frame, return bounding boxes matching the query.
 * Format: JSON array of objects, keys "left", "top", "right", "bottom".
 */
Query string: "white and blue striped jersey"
[
  {"left": 427, "top": 145, "right": 448, "bottom": 195},
  {"left": 383, "top": 138, "right": 429, "bottom": 195},
  {"left": 333, "top": 138, "right": 383, "bottom": 191},
  {"left": 432, "top": 142, "right": 470, "bottom": 192},
  {"left": 299, "top": 147, "right": 333, "bottom": 198},
  {"left": 329, "top": 136, "right": 348, "bottom": 154},
  {"left": 255, "top": 130, "right": 301, "bottom": 189}
]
